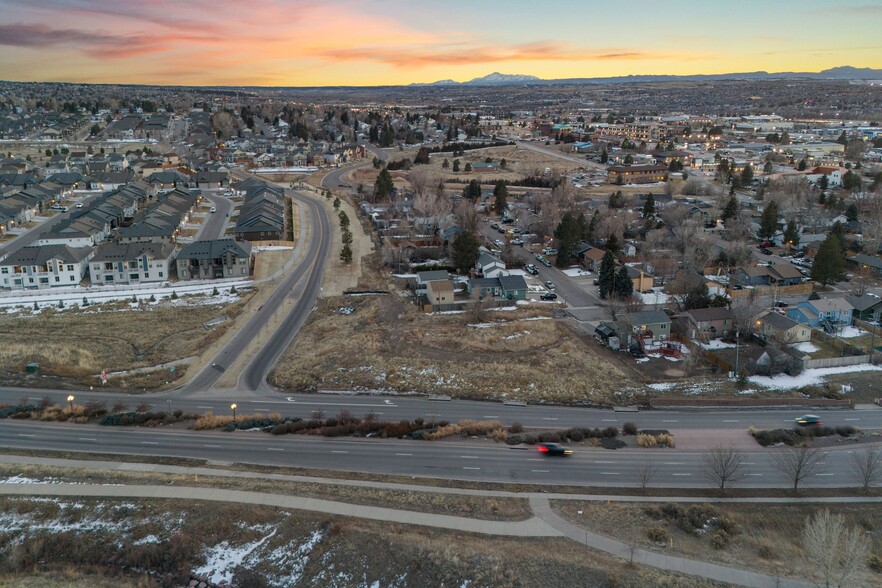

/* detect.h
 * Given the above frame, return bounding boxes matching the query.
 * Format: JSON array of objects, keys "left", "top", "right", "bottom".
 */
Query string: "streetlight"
[
  {"left": 230, "top": 403, "right": 237, "bottom": 422},
  {"left": 67, "top": 394, "right": 74, "bottom": 413}
]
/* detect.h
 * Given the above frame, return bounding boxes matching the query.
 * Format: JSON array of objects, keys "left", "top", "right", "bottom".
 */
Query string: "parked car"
[
  {"left": 526, "top": 264, "right": 539, "bottom": 275},
  {"left": 537, "top": 442, "right": 572, "bottom": 456},
  {"left": 795, "top": 414, "right": 822, "bottom": 426},
  {"left": 511, "top": 238, "right": 524, "bottom": 246},
  {"left": 540, "top": 292, "right": 558, "bottom": 301},
  {"left": 539, "top": 257, "right": 551, "bottom": 267},
  {"left": 75, "top": 202, "right": 84, "bottom": 208},
  {"left": 544, "top": 281, "right": 555, "bottom": 290},
  {"left": 210, "top": 206, "right": 217, "bottom": 213}
]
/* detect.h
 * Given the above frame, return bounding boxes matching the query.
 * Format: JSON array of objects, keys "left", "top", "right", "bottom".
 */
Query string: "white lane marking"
[
  {"left": 844, "top": 418, "right": 860, "bottom": 421},
  {"left": 663, "top": 462, "right": 686, "bottom": 465},
  {"left": 197, "top": 406, "right": 214, "bottom": 409},
  {"left": 483, "top": 415, "right": 500, "bottom": 419},
  {"left": 723, "top": 420, "right": 740, "bottom": 423},
  {"left": 671, "top": 473, "right": 692, "bottom": 476},
  {"left": 816, "top": 473, "right": 834, "bottom": 476},
  {"left": 17, "top": 434, "right": 35, "bottom": 438},
  {"left": 203, "top": 444, "right": 222, "bottom": 448},
  {"left": 395, "top": 453, "right": 412, "bottom": 457},
  {"left": 602, "top": 419, "right": 618, "bottom": 422},
  {"left": 141, "top": 441, "right": 158, "bottom": 445},
  {"left": 425, "top": 413, "right": 441, "bottom": 417},
  {"left": 460, "top": 455, "right": 480, "bottom": 459},
  {"left": 600, "top": 472, "right": 620, "bottom": 475},
  {"left": 266, "top": 448, "right": 284, "bottom": 452},
  {"left": 594, "top": 460, "right": 615, "bottom": 464},
  {"left": 743, "top": 462, "right": 756, "bottom": 465},
  {"left": 662, "top": 420, "right": 678, "bottom": 423},
  {"left": 526, "top": 458, "right": 544, "bottom": 462},
  {"left": 78, "top": 438, "right": 97, "bottom": 442},
  {"left": 257, "top": 400, "right": 395, "bottom": 407},
  {"left": 331, "top": 450, "right": 348, "bottom": 454},
  {"left": 542, "top": 417, "right": 558, "bottom": 421},
  {"left": 531, "top": 469, "right": 550, "bottom": 473},
  {"left": 463, "top": 467, "right": 481, "bottom": 470},
  {"left": 748, "top": 473, "right": 763, "bottom": 477}
]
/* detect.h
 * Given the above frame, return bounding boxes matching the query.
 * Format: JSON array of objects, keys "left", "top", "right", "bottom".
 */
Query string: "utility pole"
[{"left": 734, "top": 328, "right": 740, "bottom": 377}]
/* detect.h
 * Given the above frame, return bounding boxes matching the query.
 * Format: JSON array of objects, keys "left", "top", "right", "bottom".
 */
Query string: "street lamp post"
[
  {"left": 231, "top": 403, "right": 237, "bottom": 422},
  {"left": 67, "top": 394, "right": 74, "bottom": 413},
  {"left": 733, "top": 329, "right": 740, "bottom": 378}
]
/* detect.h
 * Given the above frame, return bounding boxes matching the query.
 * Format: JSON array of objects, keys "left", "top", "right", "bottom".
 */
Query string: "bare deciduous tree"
[
  {"left": 408, "top": 168, "right": 431, "bottom": 199},
  {"left": 850, "top": 448, "right": 882, "bottom": 491},
  {"left": 773, "top": 445, "right": 823, "bottom": 491},
  {"left": 702, "top": 444, "right": 747, "bottom": 490},
  {"left": 636, "top": 463, "right": 658, "bottom": 493},
  {"left": 454, "top": 200, "right": 479, "bottom": 235},
  {"left": 803, "top": 508, "right": 869, "bottom": 588}
]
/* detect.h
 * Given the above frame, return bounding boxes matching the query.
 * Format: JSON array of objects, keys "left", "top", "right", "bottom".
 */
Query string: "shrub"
[
  {"left": 646, "top": 526, "right": 670, "bottom": 543},
  {"left": 656, "top": 433, "right": 675, "bottom": 447},
  {"left": 659, "top": 504, "right": 684, "bottom": 520},
  {"left": 756, "top": 541, "right": 776, "bottom": 560},
  {"left": 600, "top": 438, "right": 626, "bottom": 449},
  {"left": 522, "top": 434, "right": 538, "bottom": 445},
  {"left": 835, "top": 425, "right": 857, "bottom": 437},
  {"left": 509, "top": 422, "right": 524, "bottom": 434},
  {"left": 622, "top": 422, "right": 637, "bottom": 435},
  {"left": 537, "top": 432, "right": 561, "bottom": 443},
  {"left": 637, "top": 433, "right": 657, "bottom": 448},
  {"left": 713, "top": 515, "right": 738, "bottom": 536},
  {"left": 868, "top": 554, "right": 882, "bottom": 573},
  {"left": 568, "top": 428, "right": 585, "bottom": 442},
  {"left": 602, "top": 426, "right": 619, "bottom": 438},
  {"left": 710, "top": 532, "right": 729, "bottom": 549}
]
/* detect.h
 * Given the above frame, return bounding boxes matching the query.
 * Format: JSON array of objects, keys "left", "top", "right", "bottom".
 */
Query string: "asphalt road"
[
  {"left": 198, "top": 193, "right": 233, "bottom": 240},
  {"left": 180, "top": 190, "right": 330, "bottom": 393},
  {"left": 0, "top": 419, "right": 865, "bottom": 488}
]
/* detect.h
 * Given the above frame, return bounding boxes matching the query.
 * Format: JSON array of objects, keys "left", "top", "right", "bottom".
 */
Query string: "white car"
[{"left": 210, "top": 206, "right": 217, "bottom": 213}]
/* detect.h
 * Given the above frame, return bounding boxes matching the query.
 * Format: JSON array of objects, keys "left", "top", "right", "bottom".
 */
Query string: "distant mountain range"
[{"left": 412, "top": 66, "right": 882, "bottom": 86}]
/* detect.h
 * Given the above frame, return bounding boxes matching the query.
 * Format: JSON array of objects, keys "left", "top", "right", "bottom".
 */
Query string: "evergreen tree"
[
  {"left": 614, "top": 265, "right": 633, "bottom": 299},
  {"left": 721, "top": 195, "right": 739, "bottom": 224},
  {"left": 842, "top": 170, "right": 862, "bottom": 191},
  {"left": 464, "top": 162, "right": 472, "bottom": 173},
  {"left": 740, "top": 163, "right": 754, "bottom": 186},
  {"left": 554, "top": 212, "right": 579, "bottom": 267},
  {"left": 642, "top": 194, "right": 655, "bottom": 218},
  {"left": 783, "top": 219, "right": 800, "bottom": 247},
  {"left": 780, "top": 131, "right": 790, "bottom": 144},
  {"left": 461, "top": 179, "right": 481, "bottom": 201},
  {"left": 373, "top": 167, "right": 393, "bottom": 200},
  {"left": 598, "top": 250, "right": 617, "bottom": 299},
  {"left": 811, "top": 234, "right": 846, "bottom": 285},
  {"left": 599, "top": 149, "right": 609, "bottom": 164},
  {"left": 492, "top": 181, "right": 508, "bottom": 213},
  {"left": 451, "top": 231, "right": 480, "bottom": 272},
  {"left": 763, "top": 160, "right": 773, "bottom": 173},
  {"left": 818, "top": 174, "right": 829, "bottom": 191},
  {"left": 758, "top": 201, "right": 779, "bottom": 239},
  {"left": 846, "top": 203, "right": 859, "bottom": 222},
  {"left": 452, "top": 159, "right": 460, "bottom": 172},
  {"left": 586, "top": 210, "right": 599, "bottom": 242},
  {"left": 340, "top": 244, "right": 353, "bottom": 263},
  {"left": 830, "top": 221, "right": 847, "bottom": 253},
  {"left": 414, "top": 147, "right": 430, "bottom": 165},
  {"left": 442, "top": 158, "right": 449, "bottom": 169},
  {"left": 606, "top": 233, "right": 620, "bottom": 253},
  {"left": 837, "top": 130, "right": 849, "bottom": 146},
  {"left": 797, "top": 159, "right": 807, "bottom": 171}
]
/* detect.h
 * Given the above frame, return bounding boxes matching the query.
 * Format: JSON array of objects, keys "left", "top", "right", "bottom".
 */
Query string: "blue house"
[
  {"left": 786, "top": 298, "right": 853, "bottom": 331},
  {"left": 467, "top": 275, "right": 527, "bottom": 301}
]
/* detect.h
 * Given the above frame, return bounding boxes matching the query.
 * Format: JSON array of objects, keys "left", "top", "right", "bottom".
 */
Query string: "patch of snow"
[
  {"left": 696, "top": 339, "right": 736, "bottom": 350},
  {"left": 749, "top": 363, "right": 882, "bottom": 390},
  {"left": 562, "top": 268, "right": 592, "bottom": 277},
  {"left": 489, "top": 306, "right": 518, "bottom": 312},
  {"left": 252, "top": 245, "right": 294, "bottom": 252},
  {"left": 506, "top": 269, "right": 527, "bottom": 276},
  {"left": 648, "top": 382, "right": 675, "bottom": 391},
  {"left": 635, "top": 357, "right": 650, "bottom": 363},
  {"left": 837, "top": 326, "right": 866, "bottom": 339},
  {"left": 194, "top": 529, "right": 277, "bottom": 586},
  {"left": 392, "top": 273, "right": 417, "bottom": 279},
  {"left": 636, "top": 289, "right": 670, "bottom": 304},
  {"left": 792, "top": 341, "right": 819, "bottom": 353},
  {"left": 134, "top": 534, "right": 160, "bottom": 545}
]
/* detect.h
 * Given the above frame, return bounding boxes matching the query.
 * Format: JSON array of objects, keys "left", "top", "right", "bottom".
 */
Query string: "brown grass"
[
  {"left": 0, "top": 293, "right": 254, "bottom": 388},
  {"left": 194, "top": 411, "right": 281, "bottom": 430},
  {"left": 552, "top": 500, "right": 882, "bottom": 584},
  {"left": 270, "top": 294, "right": 632, "bottom": 404}
]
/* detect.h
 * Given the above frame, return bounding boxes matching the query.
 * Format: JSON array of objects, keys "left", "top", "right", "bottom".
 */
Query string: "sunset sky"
[{"left": 1, "top": 0, "right": 881, "bottom": 87}]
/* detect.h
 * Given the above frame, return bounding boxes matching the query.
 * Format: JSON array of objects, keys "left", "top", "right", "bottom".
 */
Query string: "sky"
[{"left": 0, "top": 0, "right": 881, "bottom": 87}]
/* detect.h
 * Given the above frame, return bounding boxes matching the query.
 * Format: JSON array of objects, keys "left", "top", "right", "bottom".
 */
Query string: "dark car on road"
[
  {"left": 540, "top": 292, "right": 558, "bottom": 301},
  {"left": 537, "top": 442, "right": 573, "bottom": 456},
  {"left": 795, "top": 414, "right": 822, "bottom": 426}
]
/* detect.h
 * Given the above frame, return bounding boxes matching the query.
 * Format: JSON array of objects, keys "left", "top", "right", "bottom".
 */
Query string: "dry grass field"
[
  {"left": 270, "top": 293, "right": 633, "bottom": 404},
  {"left": 0, "top": 494, "right": 729, "bottom": 588},
  {"left": 0, "top": 293, "right": 254, "bottom": 389},
  {"left": 552, "top": 500, "right": 882, "bottom": 585}
]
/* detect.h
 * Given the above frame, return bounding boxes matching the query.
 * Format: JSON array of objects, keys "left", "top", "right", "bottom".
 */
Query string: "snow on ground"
[
  {"left": 696, "top": 339, "right": 736, "bottom": 350},
  {"left": 134, "top": 534, "right": 161, "bottom": 545},
  {"left": 253, "top": 245, "right": 294, "bottom": 252},
  {"left": 0, "top": 475, "right": 68, "bottom": 484},
  {"left": 0, "top": 280, "right": 251, "bottom": 310},
  {"left": 194, "top": 528, "right": 278, "bottom": 586},
  {"left": 392, "top": 273, "right": 417, "bottom": 279},
  {"left": 506, "top": 269, "right": 527, "bottom": 276},
  {"left": 749, "top": 363, "right": 882, "bottom": 390},
  {"left": 648, "top": 382, "right": 675, "bottom": 391},
  {"left": 636, "top": 288, "right": 670, "bottom": 304},
  {"left": 837, "top": 326, "right": 866, "bottom": 338},
  {"left": 792, "top": 341, "right": 819, "bottom": 353},
  {"left": 562, "top": 267, "right": 592, "bottom": 277}
]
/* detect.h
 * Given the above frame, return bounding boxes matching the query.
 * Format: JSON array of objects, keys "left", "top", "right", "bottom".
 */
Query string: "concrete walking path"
[
  {"left": 529, "top": 495, "right": 812, "bottom": 588},
  {"left": 0, "top": 483, "right": 559, "bottom": 538}
]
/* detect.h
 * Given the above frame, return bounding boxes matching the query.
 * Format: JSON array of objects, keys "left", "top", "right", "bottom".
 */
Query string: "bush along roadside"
[{"left": 750, "top": 425, "right": 859, "bottom": 447}]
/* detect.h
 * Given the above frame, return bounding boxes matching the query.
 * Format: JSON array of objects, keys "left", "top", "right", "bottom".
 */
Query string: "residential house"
[
  {"left": 89, "top": 241, "right": 176, "bottom": 285},
  {"left": 467, "top": 275, "right": 527, "bottom": 301},
  {"left": 845, "top": 294, "right": 882, "bottom": 323},
  {"left": 684, "top": 307, "right": 736, "bottom": 340},
  {"left": 425, "top": 279, "right": 455, "bottom": 307},
  {"left": 176, "top": 238, "right": 252, "bottom": 280},
  {"left": 849, "top": 253, "right": 882, "bottom": 277},
  {"left": 625, "top": 266, "right": 653, "bottom": 292},
  {"left": 767, "top": 263, "right": 803, "bottom": 286},
  {"left": 234, "top": 180, "right": 285, "bottom": 241},
  {"left": 787, "top": 298, "right": 853, "bottom": 330},
  {"left": 475, "top": 251, "right": 507, "bottom": 278},
  {"left": 0, "top": 245, "right": 93, "bottom": 289},
  {"left": 754, "top": 311, "right": 812, "bottom": 344},
  {"left": 624, "top": 310, "right": 671, "bottom": 342},
  {"left": 577, "top": 245, "right": 606, "bottom": 271},
  {"left": 415, "top": 270, "right": 450, "bottom": 293}
]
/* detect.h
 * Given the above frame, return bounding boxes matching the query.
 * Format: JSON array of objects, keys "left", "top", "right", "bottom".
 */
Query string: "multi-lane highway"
[{"left": 0, "top": 418, "right": 866, "bottom": 488}]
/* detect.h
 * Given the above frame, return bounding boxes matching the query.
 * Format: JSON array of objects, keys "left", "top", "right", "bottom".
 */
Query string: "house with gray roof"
[
  {"left": 176, "top": 239, "right": 252, "bottom": 280},
  {"left": 787, "top": 298, "right": 853, "bottom": 331},
  {"left": 467, "top": 275, "right": 527, "bottom": 301},
  {"left": 89, "top": 241, "right": 176, "bottom": 285},
  {"left": 845, "top": 293, "right": 882, "bottom": 322},
  {"left": 0, "top": 245, "right": 93, "bottom": 289},
  {"left": 624, "top": 310, "right": 671, "bottom": 342},
  {"left": 754, "top": 311, "right": 812, "bottom": 344}
]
